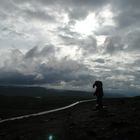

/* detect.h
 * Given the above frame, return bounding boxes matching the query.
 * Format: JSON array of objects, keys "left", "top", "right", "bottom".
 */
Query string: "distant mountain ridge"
[
  {"left": 0, "top": 85, "right": 127, "bottom": 98},
  {"left": 0, "top": 86, "right": 92, "bottom": 97}
]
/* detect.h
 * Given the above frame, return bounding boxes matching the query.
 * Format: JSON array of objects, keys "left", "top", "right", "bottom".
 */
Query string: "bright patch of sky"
[{"left": 73, "top": 13, "right": 99, "bottom": 36}]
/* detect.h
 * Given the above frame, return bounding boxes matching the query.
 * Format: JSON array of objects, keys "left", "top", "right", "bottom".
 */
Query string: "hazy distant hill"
[
  {"left": 0, "top": 86, "right": 92, "bottom": 97},
  {"left": 0, "top": 85, "right": 126, "bottom": 98}
]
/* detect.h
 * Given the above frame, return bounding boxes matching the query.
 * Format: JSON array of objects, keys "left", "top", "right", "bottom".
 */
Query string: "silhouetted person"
[{"left": 93, "top": 81, "right": 104, "bottom": 110}]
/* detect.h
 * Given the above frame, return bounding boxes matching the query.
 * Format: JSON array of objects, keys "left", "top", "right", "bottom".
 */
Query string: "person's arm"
[
  {"left": 93, "top": 81, "right": 97, "bottom": 96},
  {"left": 93, "top": 81, "right": 97, "bottom": 88}
]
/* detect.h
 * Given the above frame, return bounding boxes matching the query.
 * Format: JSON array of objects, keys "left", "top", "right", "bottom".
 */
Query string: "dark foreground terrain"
[
  {"left": 0, "top": 97, "right": 140, "bottom": 140},
  {"left": 0, "top": 86, "right": 93, "bottom": 119}
]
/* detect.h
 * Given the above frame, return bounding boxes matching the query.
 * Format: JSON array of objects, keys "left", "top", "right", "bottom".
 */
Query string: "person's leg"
[
  {"left": 96, "top": 96, "right": 100, "bottom": 109},
  {"left": 97, "top": 96, "right": 103, "bottom": 109}
]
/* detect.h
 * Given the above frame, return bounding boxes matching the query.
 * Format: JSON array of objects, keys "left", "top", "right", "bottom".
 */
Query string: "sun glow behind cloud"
[
  {"left": 73, "top": 13, "right": 98, "bottom": 36},
  {"left": 71, "top": 7, "right": 115, "bottom": 45}
]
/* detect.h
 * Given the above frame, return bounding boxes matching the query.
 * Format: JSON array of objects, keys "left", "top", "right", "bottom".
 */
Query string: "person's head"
[{"left": 94, "top": 81, "right": 103, "bottom": 88}]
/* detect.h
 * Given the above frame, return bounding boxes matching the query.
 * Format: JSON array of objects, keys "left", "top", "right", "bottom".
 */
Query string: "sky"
[{"left": 0, "top": 0, "right": 140, "bottom": 94}]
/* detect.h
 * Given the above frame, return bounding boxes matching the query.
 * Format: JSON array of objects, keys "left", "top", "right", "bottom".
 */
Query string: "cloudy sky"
[{"left": 0, "top": 0, "right": 140, "bottom": 94}]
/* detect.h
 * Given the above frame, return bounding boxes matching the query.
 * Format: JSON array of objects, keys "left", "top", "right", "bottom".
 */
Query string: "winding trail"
[{"left": 0, "top": 98, "right": 96, "bottom": 124}]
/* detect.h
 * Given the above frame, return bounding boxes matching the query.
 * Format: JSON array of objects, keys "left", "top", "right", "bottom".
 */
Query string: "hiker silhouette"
[{"left": 93, "top": 81, "right": 104, "bottom": 109}]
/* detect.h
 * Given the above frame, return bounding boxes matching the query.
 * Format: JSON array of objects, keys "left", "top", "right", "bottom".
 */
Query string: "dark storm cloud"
[
  {"left": 1, "top": 27, "right": 27, "bottom": 38},
  {"left": 95, "top": 59, "right": 105, "bottom": 63},
  {"left": 111, "top": 0, "right": 140, "bottom": 29},
  {"left": 16, "top": 0, "right": 109, "bottom": 8},
  {"left": 134, "top": 59, "right": 140, "bottom": 66},
  {"left": 115, "top": 10, "right": 140, "bottom": 29},
  {"left": 95, "top": 25, "right": 116, "bottom": 36},
  {"left": 12, "top": 0, "right": 110, "bottom": 21},
  {"left": 37, "top": 58, "right": 90, "bottom": 83},
  {"left": 111, "top": 0, "right": 140, "bottom": 11},
  {"left": 0, "top": 46, "right": 91, "bottom": 86},
  {"left": 58, "top": 34, "right": 77, "bottom": 45},
  {"left": 0, "top": 0, "right": 56, "bottom": 25},
  {"left": 58, "top": 30, "right": 97, "bottom": 55},
  {"left": 67, "top": 7, "right": 89, "bottom": 20},
  {"left": 103, "top": 29, "right": 140, "bottom": 54},
  {"left": 25, "top": 45, "right": 55, "bottom": 59},
  {"left": 66, "top": 0, "right": 109, "bottom": 20},
  {"left": 0, "top": 0, "right": 17, "bottom": 13},
  {"left": 125, "top": 29, "right": 140, "bottom": 51},
  {"left": 0, "top": 70, "right": 36, "bottom": 85},
  {"left": 79, "top": 36, "right": 97, "bottom": 55},
  {"left": 23, "top": 8, "right": 55, "bottom": 22},
  {"left": 25, "top": 46, "right": 39, "bottom": 58},
  {"left": 57, "top": 26, "right": 81, "bottom": 45},
  {"left": 103, "top": 36, "right": 124, "bottom": 54}
]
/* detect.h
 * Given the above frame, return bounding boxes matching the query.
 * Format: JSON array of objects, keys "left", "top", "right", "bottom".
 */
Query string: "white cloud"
[{"left": 0, "top": 0, "right": 140, "bottom": 93}]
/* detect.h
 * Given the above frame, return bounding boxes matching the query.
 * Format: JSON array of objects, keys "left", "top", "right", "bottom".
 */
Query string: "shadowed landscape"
[
  {"left": 0, "top": 86, "right": 93, "bottom": 119},
  {"left": 0, "top": 86, "right": 140, "bottom": 140}
]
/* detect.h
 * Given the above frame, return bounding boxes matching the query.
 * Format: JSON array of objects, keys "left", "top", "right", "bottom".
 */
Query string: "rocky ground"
[{"left": 0, "top": 97, "right": 140, "bottom": 140}]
